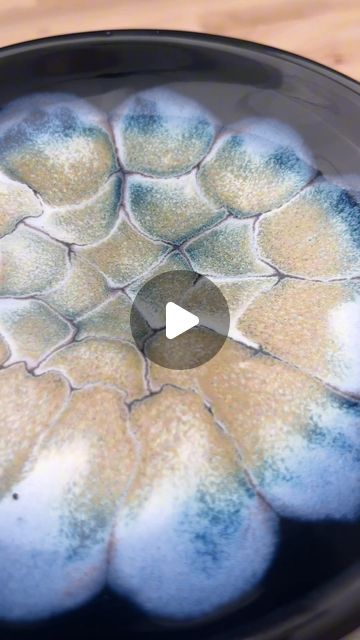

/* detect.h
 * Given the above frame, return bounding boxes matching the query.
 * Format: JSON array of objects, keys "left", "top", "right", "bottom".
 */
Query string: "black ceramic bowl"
[{"left": 0, "top": 30, "right": 359, "bottom": 640}]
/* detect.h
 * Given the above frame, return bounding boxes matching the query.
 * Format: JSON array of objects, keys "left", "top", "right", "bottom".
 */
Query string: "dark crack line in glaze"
[
  {"left": 30, "top": 363, "right": 138, "bottom": 403},
  {"left": 0, "top": 211, "right": 42, "bottom": 241},
  {"left": 120, "top": 197, "right": 175, "bottom": 250},
  {"left": 253, "top": 206, "right": 360, "bottom": 283},
  {"left": 50, "top": 173, "right": 125, "bottom": 250},
  {"left": 170, "top": 244, "right": 195, "bottom": 271},
  {"left": 0, "top": 179, "right": 46, "bottom": 240},
  {"left": 252, "top": 210, "right": 360, "bottom": 284},
  {"left": 121, "top": 173, "right": 230, "bottom": 250},
  {"left": 127, "top": 367, "right": 283, "bottom": 520},
  {"left": 121, "top": 187, "right": 230, "bottom": 272},
  {"left": 255, "top": 343, "right": 360, "bottom": 405},
  {"left": 104, "top": 124, "right": 126, "bottom": 241},
  {"left": 0, "top": 172, "right": 125, "bottom": 250},
  {"left": 79, "top": 334, "right": 150, "bottom": 402},
  {"left": 116, "top": 246, "right": 173, "bottom": 293},
  {"left": 0, "top": 328, "right": 81, "bottom": 377},
  {"left": 250, "top": 169, "right": 360, "bottom": 282},
  {"left": 194, "top": 331, "right": 354, "bottom": 406},
  {"left": 73, "top": 288, "right": 131, "bottom": 325},
  {"left": 251, "top": 171, "right": 321, "bottom": 223},
  {"left": 106, "top": 443, "right": 142, "bottom": 575},
  {"left": 194, "top": 125, "right": 228, "bottom": 176},
  {"left": 179, "top": 211, "right": 235, "bottom": 253},
  {"left": 282, "top": 273, "right": 360, "bottom": 284},
  {"left": 0, "top": 356, "right": 77, "bottom": 394},
  {"left": 211, "top": 274, "right": 280, "bottom": 284},
  {"left": 111, "top": 122, "right": 226, "bottom": 182},
  {"left": 22, "top": 220, "right": 75, "bottom": 262},
  {"left": 0, "top": 296, "right": 80, "bottom": 370},
  {"left": 30, "top": 323, "right": 80, "bottom": 375},
  {"left": 194, "top": 137, "right": 321, "bottom": 220},
  {"left": 201, "top": 398, "right": 282, "bottom": 519},
  {"left": 120, "top": 185, "right": 218, "bottom": 254},
  {"left": 104, "top": 392, "right": 143, "bottom": 574},
  {"left": 72, "top": 220, "right": 173, "bottom": 292},
  {"left": 69, "top": 252, "right": 123, "bottom": 291},
  {"left": 0, "top": 296, "right": 79, "bottom": 335},
  {"left": 32, "top": 168, "right": 124, "bottom": 249},
  {"left": 125, "top": 381, "right": 175, "bottom": 413}
]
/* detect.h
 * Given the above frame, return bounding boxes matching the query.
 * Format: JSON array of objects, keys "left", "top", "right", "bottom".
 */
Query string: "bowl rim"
[
  {"left": 0, "top": 26, "right": 358, "bottom": 640},
  {"left": 0, "top": 28, "right": 358, "bottom": 95}
]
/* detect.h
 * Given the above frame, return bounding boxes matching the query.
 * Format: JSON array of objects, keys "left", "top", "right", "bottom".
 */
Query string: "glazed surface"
[{"left": 0, "top": 87, "right": 359, "bottom": 625}]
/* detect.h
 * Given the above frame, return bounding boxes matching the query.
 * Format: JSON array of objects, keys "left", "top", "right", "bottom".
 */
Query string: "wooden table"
[
  {"left": 0, "top": 0, "right": 359, "bottom": 80},
  {"left": 0, "top": 0, "right": 359, "bottom": 637}
]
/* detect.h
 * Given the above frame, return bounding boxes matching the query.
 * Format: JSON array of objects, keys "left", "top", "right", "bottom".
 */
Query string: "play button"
[
  {"left": 165, "top": 302, "right": 199, "bottom": 339},
  {"left": 130, "top": 269, "right": 230, "bottom": 370}
]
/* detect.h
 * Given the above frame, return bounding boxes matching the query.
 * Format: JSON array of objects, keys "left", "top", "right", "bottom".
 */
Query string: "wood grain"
[
  {"left": 0, "top": 0, "right": 358, "bottom": 637},
  {"left": 0, "top": 0, "right": 359, "bottom": 80}
]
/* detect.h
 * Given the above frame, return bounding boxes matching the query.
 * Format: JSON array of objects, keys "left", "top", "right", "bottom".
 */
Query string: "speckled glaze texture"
[{"left": 0, "top": 85, "right": 359, "bottom": 627}]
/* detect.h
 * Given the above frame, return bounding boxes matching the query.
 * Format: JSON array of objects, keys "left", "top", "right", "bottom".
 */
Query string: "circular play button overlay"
[{"left": 130, "top": 270, "right": 230, "bottom": 370}]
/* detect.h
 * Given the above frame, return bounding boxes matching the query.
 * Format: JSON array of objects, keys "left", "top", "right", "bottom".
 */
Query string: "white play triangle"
[{"left": 165, "top": 302, "right": 199, "bottom": 340}]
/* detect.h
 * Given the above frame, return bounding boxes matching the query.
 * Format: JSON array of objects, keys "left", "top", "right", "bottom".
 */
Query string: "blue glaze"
[
  {"left": 113, "top": 89, "right": 217, "bottom": 177},
  {"left": 311, "top": 182, "right": 360, "bottom": 248},
  {"left": 255, "top": 394, "right": 360, "bottom": 521},
  {"left": 269, "top": 146, "right": 312, "bottom": 176},
  {"left": 178, "top": 475, "right": 255, "bottom": 575},
  {"left": 0, "top": 106, "right": 112, "bottom": 158},
  {"left": 122, "top": 105, "right": 214, "bottom": 149}
]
